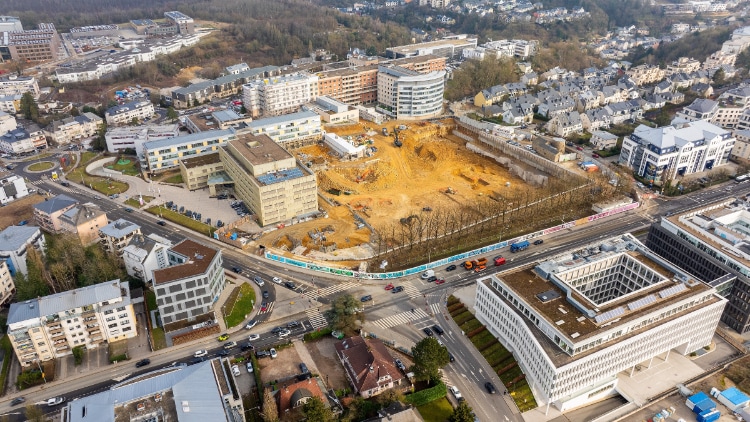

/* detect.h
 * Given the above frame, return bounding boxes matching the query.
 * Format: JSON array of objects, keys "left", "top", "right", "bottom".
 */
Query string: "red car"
[
  {"left": 576, "top": 146, "right": 583, "bottom": 151},
  {"left": 592, "top": 153, "right": 600, "bottom": 158},
  {"left": 435, "top": 279, "right": 446, "bottom": 285},
  {"left": 385, "top": 283, "right": 395, "bottom": 290},
  {"left": 260, "top": 302, "right": 268, "bottom": 312}
]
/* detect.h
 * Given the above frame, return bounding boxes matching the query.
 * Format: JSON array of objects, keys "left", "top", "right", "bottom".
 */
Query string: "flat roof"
[
  {"left": 180, "top": 152, "right": 221, "bottom": 168},
  {"left": 248, "top": 110, "right": 319, "bottom": 129},
  {"left": 0, "top": 225, "right": 40, "bottom": 252},
  {"left": 143, "top": 128, "right": 235, "bottom": 150},
  {"left": 152, "top": 240, "right": 218, "bottom": 285},
  {"left": 99, "top": 219, "right": 140, "bottom": 238},
  {"left": 226, "top": 134, "right": 293, "bottom": 167},
  {"left": 387, "top": 36, "right": 477, "bottom": 55}
]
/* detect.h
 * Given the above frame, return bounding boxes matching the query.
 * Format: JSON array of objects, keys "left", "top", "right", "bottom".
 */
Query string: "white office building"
[
  {"left": 619, "top": 120, "right": 735, "bottom": 183},
  {"left": 376, "top": 65, "right": 445, "bottom": 120},
  {"left": 242, "top": 73, "right": 319, "bottom": 118},
  {"left": 105, "top": 124, "right": 179, "bottom": 155},
  {"left": 141, "top": 128, "right": 236, "bottom": 173},
  {"left": 246, "top": 111, "right": 322, "bottom": 148},
  {"left": 474, "top": 234, "right": 726, "bottom": 412}
]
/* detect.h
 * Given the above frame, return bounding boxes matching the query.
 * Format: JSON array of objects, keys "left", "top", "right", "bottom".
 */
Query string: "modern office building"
[
  {"left": 105, "top": 124, "right": 180, "bottom": 155},
  {"left": 376, "top": 65, "right": 445, "bottom": 120},
  {"left": 245, "top": 111, "right": 322, "bottom": 148},
  {"left": 0, "top": 75, "right": 39, "bottom": 98},
  {"left": 33, "top": 194, "right": 79, "bottom": 233},
  {"left": 386, "top": 34, "right": 478, "bottom": 59},
  {"left": 141, "top": 128, "right": 237, "bottom": 173},
  {"left": 61, "top": 360, "right": 245, "bottom": 422},
  {"left": 0, "top": 225, "right": 45, "bottom": 276},
  {"left": 152, "top": 240, "right": 226, "bottom": 327},
  {"left": 219, "top": 134, "right": 318, "bottom": 226},
  {"left": 474, "top": 233, "right": 726, "bottom": 411},
  {"left": 307, "top": 96, "right": 359, "bottom": 124},
  {"left": 122, "top": 233, "right": 172, "bottom": 283},
  {"left": 3, "top": 23, "right": 61, "bottom": 62},
  {"left": 99, "top": 219, "right": 142, "bottom": 255},
  {"left": 242, "top": 73, "right": 319, "bottom": 118},
  {"left": 105, "top": 101, "right": 155, "bottom": 126},
  {"left": 164, "top": 11, "right": 195, "bottom": 34},
  {"left": 619, "top": 120, "right": 734, "bottom": 183},
  {"left": 7, "top": 279, "right": 137, "bottom": 366},
  {"left": 45, "top": 113, "right": 104, "bottom": 145},
  {"left": 646, "top": 197, "right": 750, "bottom": 333},
  {"left": 0, "top": 16, "right": 23, "bottom": 33},
  {"left": 178, "top": 153, "right": 226, "bottom": 191}
]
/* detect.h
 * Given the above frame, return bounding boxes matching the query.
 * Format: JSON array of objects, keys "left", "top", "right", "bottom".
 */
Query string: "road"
[{"left": 5, "top": 147, "right": 750, "bottom": 420}]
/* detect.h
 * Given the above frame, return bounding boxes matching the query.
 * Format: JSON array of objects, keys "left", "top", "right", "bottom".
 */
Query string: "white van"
[{"left": 421, "top": 270, "right": 435, "bottom": 279}]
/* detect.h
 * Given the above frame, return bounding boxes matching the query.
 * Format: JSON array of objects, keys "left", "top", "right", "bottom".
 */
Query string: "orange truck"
[{"left": 464, "top": 257, "right": 488, "bottom": 270}]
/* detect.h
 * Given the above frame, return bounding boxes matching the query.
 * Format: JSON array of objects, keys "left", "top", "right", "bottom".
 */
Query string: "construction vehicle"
[
  {"left": 510, "top": 240, "right": 530, "bottom": 253},
  {"left": 382, "top": 127, "right": 389, "bottom": 136},
  {"left": 464, "top": 257, "right": 488, "bottom": 270},
  {"left": 394, "top": 128, "right": 402, "bottom": 147}
]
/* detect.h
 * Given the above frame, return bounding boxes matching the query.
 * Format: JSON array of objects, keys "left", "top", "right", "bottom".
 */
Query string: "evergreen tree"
[{"left": 449, "top": 400, "right": 475, "bottom": 422}]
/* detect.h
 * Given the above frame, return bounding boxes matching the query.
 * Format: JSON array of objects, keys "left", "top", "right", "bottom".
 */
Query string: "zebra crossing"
[
  {"left": 256, "top": 302, "right": 275, "bottom": 315},
  {"left": 302, "top": 281, "right": 358, "bottom": 299},
  {"left": 372, "top": 308, "right": 430, "bottom": 329},
  {"left": 401, "top": 283, "right": 422, "bottom": 299},
  {"left": 305, "top": 308, "right": 329, "bottom": 329}
]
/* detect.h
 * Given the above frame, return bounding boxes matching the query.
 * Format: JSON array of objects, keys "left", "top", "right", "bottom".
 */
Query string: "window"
[
  {"left": 120, "top": 320, "right": 130, "bottom": 326},
  {"left": 108, "top": 323, "right": 117, "bottom": 328}
]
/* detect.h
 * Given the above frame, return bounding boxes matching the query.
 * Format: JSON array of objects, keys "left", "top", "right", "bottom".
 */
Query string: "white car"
[
  {"left": 248, "top": 334, "right": 260, "bottom": 341},
  {"left": 272, "top": 277, "right": 282, "bottom": 284},
  {"left": 246, "top": 362, "right": 254, "bottom": 373},
  {"left": 245, "top": 319, "right": 258, "bottom": 330},
  {"left": 47, "top": 397, "right": 65, "bottom": 406},
  {"left": 194, "top": 350, "right": 208, "bottom": 358},
  {"left": 270, "top": 348, "right": 278, "bottom": 359},
  {"left": 449, "top": 386, "right": 463, "bottom": 401},
  {"left": 231, "top": 364, "right": 241, "bottom": 377}
]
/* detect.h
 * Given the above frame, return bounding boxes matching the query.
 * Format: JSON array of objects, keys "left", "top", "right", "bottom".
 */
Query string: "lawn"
[
  {"left": 225, "top": 283, "right": 256, "bottom": 328},
  {"left": 163, "top": 174, "right": 183, "bottom": 184},
  {"left": 417, "top": 396, "right": 453, "bottom": 422},
  {"left": 145, "top": 206, "right": 214, "bottom": 236},
  {"left": 0, "top": 335, "right": 12, "bottom": 395},
  {"left": 105, "top": 157, "right": 140, "bottom": 176},
  {"left": 151, "top": 327, "right": 167, "bottom": 350},
  {"left": 68, "top": 153, "right": 129, "bottom": 195},
  {"left": 28, "top": 161, "right": 54, "bottom": 171},
  {"left": 125, "top": 195, "right": 155, "bottom": 208}
]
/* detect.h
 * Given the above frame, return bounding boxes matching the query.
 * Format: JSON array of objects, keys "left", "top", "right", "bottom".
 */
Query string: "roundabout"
[{"left": 25, "top": 160, "right": 57, "bottom": 173}]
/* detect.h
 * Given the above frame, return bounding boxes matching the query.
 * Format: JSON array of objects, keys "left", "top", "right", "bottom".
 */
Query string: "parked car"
[
  {"left": 10, "top": 397, "right": 25, "bottom": 406},
  {"left": 231, "top": 365, "right": 241, "bottom": 377},
  {"left": 255, "top": 350, "right": 270, "bottom": 359},
  {"left": 592, "top": 153, "right": 600, "bottom": 158},
  {"left": 446, "top": 264, "right": 457, "bottom": 271},
  {"left": 284, "top": 281, "right": 296, "bottom": 290},
  {"left": 484, "top": 381, "right": 497, "bottom": 394},
  {"left": 449, "top": 386, "right": 463, "bottom": 401},
  {"left": 246, "top": 362, "right": 254, "bottom": 373},
  {"left": 360, "top": 295, "right": 373, "bottom": 302},
  {"left": 190, "top": 357, "right": 204, "bottom": 364},
  {"left": 194, "top": 350, "right": 208, "bottom": 358},
  {"left": 272, "top": 277, "right": 282, "bottom": 284},
  {"left": 270, "top": 348, "right": 278, "bottom": 359},
  {"left": 47, "top": 397, "right": 65, "bottom": 406},
  {"left": 427, "top": 276, "right": 437, "bottom": 282},
  {"left": 300, "top": 363, "right": 309, "bottom": 373},
  {"left": 394, "top": 359, "right": 406, "bottom": 371},
  {"left": 385, "top": 283, "right": 395, "bottom": 290},
  {"left": 422, "top": 327, "right": 433, "bottom": 336},
  {"left": 435, "top": 279, "right": 446, "bottom": 285},
  {"left": 135, "top": 358, "right": 151, "bottom": 368}
]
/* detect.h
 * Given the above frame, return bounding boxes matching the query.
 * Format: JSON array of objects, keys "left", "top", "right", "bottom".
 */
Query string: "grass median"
[
  {"left": 145, "top": 206, "right": 214, "bottom": 237},
  {"left": 225, "top": 283, "right": 256, "bottom": 328}
]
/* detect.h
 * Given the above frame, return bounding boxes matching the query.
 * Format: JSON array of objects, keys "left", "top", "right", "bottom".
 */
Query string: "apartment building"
[
  {"left": 619, "top": 120, "right": 734, "bottom": 183},
  {"left": 625, "top": 64, "right": 666, "bottom": 86},
  {"left": 0, "top": 75, "right": 39, "bottom": 98},
  {"left": 99, "top": 219, "right": 141, "bottom": 255},
  {"left": 245, "top": 111, "right": 322, "bottom": 148},
  {"left": 463, "top": 39, "right": 538, "bottom": 60},
  {"left": 164, "top": 11, "right": 195, "bottom": 34},
  {"left": 152, "top": 240, "right": 226, "bottom": 327},
  {"left": 178, "top": 153, "right": 225, "bottom": 191},
  {"left": 62, "top": 360, "right": 245, "bottom": 422},
  {"left": 105, "top": 124, "right": 180, "bottom": 155},
  {"left": 732, "top": 129, "right": 750, "bottom": 161},
  {"left": 376, "top": 65, "right": 445, "bottom": 120},
  {"left": 242, "top": 73, "right": 319, "bottom": 118},
  {"left": 0, "top": 175, "right": 29, "bottom": 205},
  {"left": 33, "top": 194, "right": 78, "bottom": 233},
  {"left": 141, "top": 128, "right": 236, "bottom": 173},
  {"left": 474, "top": 234, "right": 726, "bottom": 411},
  {"left": 666, "top": 57, "right": 702, "bottom": 76},
  {"left": 219, "top": 134, "right": 318, "bottom": 226},
  {"left": 105, "top": 101, "right": 155, "bottom": 126},
  {"left": 44, "top": 113, "right": 103, "bottom": 145},
  {"left": 7, "top": 279, "right": 137, "bottom": 367},
  {"left": 3, "top": 23, "right": 61, "bottom": 62},
  {"left": 0, "top": 94, "right": 22, "bottom": 114},
  {"left": 0, "top": 225, "right": 45, "bottom": 276},
  {"left": 169, "top": 65, "right": 280, "bottom": 109},
  {"left": 0, "top": 262, "right": 15, "bottom": 306},
  {"left": 386, "top": 34, "right": 478, "bottom": 59},
  {"left": 122, "top": 233, "right": 172, "bottom": 283},
  {"left": 646, "top": 198, "right": 750, "bottom": 333},
  {"left": 59, "top": 203, "right": 109, "bottom": 245},
  {"left": 0, "top": 126, "right": 46, "bottom": 154}
]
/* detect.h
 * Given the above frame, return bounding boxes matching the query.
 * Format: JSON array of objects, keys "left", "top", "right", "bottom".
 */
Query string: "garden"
[
  {"left": 448, "top": 296, "right": 537, "bottom": 412},
  {"left": 68, "top": 151, "right": 129, "bottom": 195},
  {"left": 224, "top": 283, "right": 256, "bottom": 328}
]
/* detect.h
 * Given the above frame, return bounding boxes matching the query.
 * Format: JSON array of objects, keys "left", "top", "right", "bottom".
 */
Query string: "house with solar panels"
[
  {"left": 474, "top": 233, "right": 727, "bottom": 412},
  {"left": 219, "top": 133, "right": 317, "bottom": 226}
]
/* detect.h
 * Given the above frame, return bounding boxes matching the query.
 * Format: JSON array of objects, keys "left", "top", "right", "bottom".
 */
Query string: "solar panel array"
[
  {"left": 627, "top": 294, "right": 656, "bottom": 311},
  {"left": 256, "top": 168, "right": 304, "bottom": 186},
  {"left": 594, "top": 307, "right": 625, "bottom": 324},
  {"left": 658, "top": 283, "right": 687, "bottom": 299}
]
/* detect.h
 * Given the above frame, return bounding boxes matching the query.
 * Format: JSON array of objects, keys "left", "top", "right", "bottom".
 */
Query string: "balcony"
[{"left": 55, "top": 345, "right": 70, "bottom": 352}]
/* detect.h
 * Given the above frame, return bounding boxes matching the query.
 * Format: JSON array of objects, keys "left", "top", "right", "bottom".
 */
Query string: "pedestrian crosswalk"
[
  {"left": 257, "top": 302, "right": 275, "bottom": 315},
  {"left": 305, "top": 308, "right": 328, "bottom": 329},
  {"left": 402, "top": 283, "right": 422, "bottom": 299},
  {"left": 372, "top": 308, "right": 430, "bottom": 329},
  {"left": 430, "top": 303, "right": 443, "bottom": 317},
  {"left": 302, "top": 281, "right": 358, "bottom": 299}
]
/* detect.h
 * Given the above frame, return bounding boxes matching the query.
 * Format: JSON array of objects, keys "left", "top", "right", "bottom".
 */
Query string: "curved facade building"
[{"left": 377, "top": 65, "right": 445, "bottom": 120}]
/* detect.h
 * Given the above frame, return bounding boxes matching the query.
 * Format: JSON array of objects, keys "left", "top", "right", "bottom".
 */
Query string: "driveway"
[{"left": 304, "top": 337, "right": 349, "bottom": 391}]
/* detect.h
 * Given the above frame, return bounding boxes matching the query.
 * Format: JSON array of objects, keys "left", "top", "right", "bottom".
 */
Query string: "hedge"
[
  {"left": 467, "top": 326, "right": 486, "bottom": 338},
  {"left": 303, "top": 327, "right": 332, "bottom": 342},
  {"left": 447, "top": 295, "right": 460, "bottom": 306},
  {"left": 448, "top": 303, "right": 465, "bottom": 314},
  {"left": 404, "top": 382, "right": 447, "bottom": 407}
]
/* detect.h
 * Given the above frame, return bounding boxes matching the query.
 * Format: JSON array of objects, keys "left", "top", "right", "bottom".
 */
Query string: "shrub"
[
  {"left": 110, "top": 354, "right": 128, "bottom": 363},
  {"left": 303, "top": 327, "right": 332, "bottom": 342},
  {"left": 467, "top": 326, "right": 486, "bottom": 338},
  {"left": 497, "top": 361, "right": 518, "bottom": 376},
  {"left": 404, "top": 382, "right": 447, "bottom": 407},
  {"left": 460, "top": 318, "right": 482, "bottom": 333},
  {"left": 72, "top": 346, "right": 84, "bottom": 366},
  {"left": 448, "top": 303, "right": 465, "bottom": 314},
  {"left": 447, "top": 295, "right": 460, "bottom": 306}
]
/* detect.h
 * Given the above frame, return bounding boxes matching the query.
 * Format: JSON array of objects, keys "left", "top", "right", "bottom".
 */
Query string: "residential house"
[
  {"left": 58, "top": 203, "right": 108, "bottom": 245},
  {"left": 731, "top": 129, "right": 750, "bottom": 162},
  {"left": 691, "top": 83, "right": 714, "bottom": 98},
  {"left": 653, "top": 80, "right": 673, "bottom": 95},
  {"left": 625, "top": 64, "right": 666, "bottom": 86},
  {"left": 33, "top": 194, "right": 78, "bottom": 233},
  {"left": 474, "top": 85, "right": 508, "bottom": 107},
  {"left": 581, "top": 108, "right": 611, "bottom": 131},
  {"left": 677, "top": 98, "right": 718, "bottom": 122},
  {"left": 604, "top": 100, "right": 642, "bottom": 125},
  {"left": 576, "top": 90, "right": 600, "bottom": 112},
  {"left": 547, "top": 111, "right": 583, "bottom": 137},
  {"left": 335, "top": 336, "right": 405, "bottom": 398},
  {"left": 277, "top": 377, "right": 330, "bottom": 417},
  {"left": 538, "top": 95, "right": 576, "bottom": 118},
  {"left": 591, "top": 131, "right": 619, "bottom": 150},
  {"left": 363, "top": 402, "right": 425, "bottom": 422},
  {"left": 520, "top": 72, "right": 538, "bottom": 85},
  {"left": 0, "top": 225, "right": 45, "bottom": 276},
  {"left": 99, "top": 219, "right": 142, "bottom": 255},
  {"left": 44, "top": 113, "right": 103, "bottom": 145},
  {"left": 666, "top": 57, "right": 701, "bottom": 76},
  {"left": 657, "top": 91, "right": 685, "bottom": 105},
  {"left": 105, "top": 101, "right": 155, "bottom": 126},
  {"left": 121, "top": 233, "right": 172, "bottom": 283},
  {"left": 0, "top": 175, "right": 29, "bottom": 205}
]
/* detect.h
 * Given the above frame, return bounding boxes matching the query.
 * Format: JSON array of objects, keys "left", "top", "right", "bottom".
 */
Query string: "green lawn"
[
  {"left": 151, "top": 327, "right": 167, "bottom": 350},
  {"left": 105, "top": 157, "right": 140, "bottom": 176},
  {"left": 163, "top": 174, "right": 183, "bottom": 184},
  {"left": 417, "top": 397, "right": 453, "bottom": 422},
  {"left": 145, "top": 206, "right": 214, "bottom": 236},
  {"left": 125, "top": 196, "right": 154, "bottom": 208},
  {"left": 225, "top": 283, "right": 256, "bottom": 328},
  {"left": 145, "top": 290, "right": 157, "bottom": 310},
  {"left": 68, "top": 157, "right": 129, "bottom": 195},
  {"left": 80, "top": 151, "right": 99, "bottom": 165},
  {"left": 28, "top": 161, "right": 54, "bottom": 171}
]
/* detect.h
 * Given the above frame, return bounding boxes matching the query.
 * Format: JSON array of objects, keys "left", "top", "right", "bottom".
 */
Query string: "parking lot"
[{"left": 256, "top": 344, "right": 303, "bottom": 384}]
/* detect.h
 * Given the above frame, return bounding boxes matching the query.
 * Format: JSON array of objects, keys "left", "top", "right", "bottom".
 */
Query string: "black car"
[
  {"left": 271, "top": 326, "right": 285, "bottom": 334},
  {"left": 484, "top": 381, "right": 497, "bottom": 394},
  {"left": 60, "top": 181, "right": 70, "bottom": 187},
  {"left": 287, "top": 320, "right": 300, "bottom": 328},
  {"left": 10, "top": 397, "right": 25, "bottom": 406},
  {"left": 446, "top": 264, "right": 457, "bottom": 271},
  {"left": 422, "top": 327, "right": 433, "bottom": 336},
  {"left": 157, "top": 220, "right": 167, "bottom": 226},
  {"left": 135, "top": 359, "right": 151, "bottom": 368},
  {"left": 255, "top": 350, "right": 271, "bottom": 359},
  {"left": 360, "top": 295, "right": 373, "bottom": 302},
  {"left": 449, "top": 353, "right": 455, "bottom": 362},
  {"left": 432, "top": 325, "right": 445, "bottom": 335},
  {"left": 533, "top": 239, "right": 544, "bottom": 245},
  {"left": 263, "top": 290, "right": 269, "bottom": 299},
  {"left": 300, "top": 363, "right": 309, "bottom": 373},
  {"left": 232, "top": 267, "right": 243, "bottom": 274},
  {"left": 392, "top": 286, "right": 404, "bottom": 293},
  {"left": 241, "top": 343, "right": 255, "bottom": 351},
  {"left": 427, "top": 276, "right": 438, "bottom": 282},
  {"left": 190, "top": 357, "right": 204, "bottom": 365},
  {"left": 217, "top": 350, "right": 230, "bottom": 357},
  {"left": 285, "top": 281, "right": 296, "bottom": 290}
]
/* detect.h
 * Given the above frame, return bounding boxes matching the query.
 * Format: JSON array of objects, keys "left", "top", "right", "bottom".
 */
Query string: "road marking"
[
  {"left": 302, "top": 281, "right": 357, "bottom": 299},
  {"left": 372, "top": 308, "right": 430, "bottom": 329},
  {"left": 305, "top": 308, "right": 328, "bottom": 329}
]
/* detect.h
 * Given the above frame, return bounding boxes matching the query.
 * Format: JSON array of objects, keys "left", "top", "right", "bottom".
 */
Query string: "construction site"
[{"left": 258, "top": 119, "right": 573, "bottom": 266}]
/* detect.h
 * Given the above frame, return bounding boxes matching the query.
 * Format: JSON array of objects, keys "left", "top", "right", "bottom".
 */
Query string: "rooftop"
[
  {"left": 387, "top": 36, "right": 477, "bottom": 55},
  {"left": 33, "top": 193, "right": 77, "bottom": 214},
  {"left": 630, "top": 119, "right": 729, "bottom": 150},
  {"left": 248, "top": 110, "right": 319, "bottom": 129},
  {"left": 143, "top": 128, "right": 235, "bottom": 151},
  {"left": 0, "top": 225, "right": 40, "bottom": 252},
  {"left": 106, "top": 101, "right": 151, "bottom": 116},
  {"left": 99, "top": 219, "right": 141, "bottom": 239},
  {"left": 180, "top": 152, "right": 221, "bottom": 168},
  {"left": 335, "top": 336, "right": 404, "bottom": 393},
  {"left": 152, "top": 239, "right": 219, "bottom": 285},
  {"left": 226, "top": 134, "right": 294, "bottom": 167}
]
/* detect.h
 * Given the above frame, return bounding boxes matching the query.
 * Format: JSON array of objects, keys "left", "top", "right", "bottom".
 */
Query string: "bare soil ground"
[
  {"left": 305, "top": 337, "right": 349, "bottom": 391},
  {"left": 259, "top": 120, "right": 548, "bottom": 256},
  {"left": 0, "top": 194, "right": 46, "bottom": 229},
  {"left": 257, "top": 345, "right": 302, "bottom": 384}
]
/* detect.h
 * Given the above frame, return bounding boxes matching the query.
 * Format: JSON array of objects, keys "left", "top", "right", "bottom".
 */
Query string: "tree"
[
  {"left": 449, "top": 400, "right": 475, "bottom": 422},
  {"left": 24, "top": 404, "right": 45, "bottom": 422},
  {"left": 411, "top": 337, "right": 449, "bottom": 384},
  {"left": 261, "top": 388, "right": 279, "bottom": 422},
  {"left": 167, "top": 106, "right": 178, "bottom": 122},
  {"left": 72, "top": 345, "right": 84, "bottom": 365},
  {"left": 130, "top": 117, "right": 140, "bottom": 126},
  {"left": 366, "top": 46, "right": 377, "bottom": 56},
  {"left": 91, "top": 123, "right": 107, "bottom": 151},
  {"left": 82, "top": 105, "right": 100, "bottom": 116},
  {"left": 302, "top": 396, "right": 333, "bottom": 422},
  {"left": 19, "top": 92, "right": 39, "bottom": 122},
  {"left": 70, "top": 106, "right": 80, "bottom": 117},
  {"left": 329, "top": 294, "right": 364, "bottom": 332}
]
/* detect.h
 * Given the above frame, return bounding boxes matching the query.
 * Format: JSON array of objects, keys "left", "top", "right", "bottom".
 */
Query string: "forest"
[{"left": 627, "top": 27, "right": 734, "bottom": 66}]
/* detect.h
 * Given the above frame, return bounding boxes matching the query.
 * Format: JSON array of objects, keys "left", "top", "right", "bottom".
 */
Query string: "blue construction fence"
[{"left": 264, "top": 202, "right": 640, "bottom": 280}]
